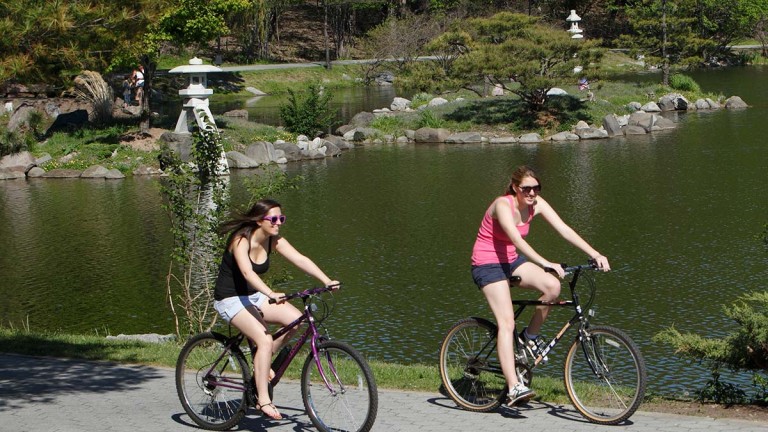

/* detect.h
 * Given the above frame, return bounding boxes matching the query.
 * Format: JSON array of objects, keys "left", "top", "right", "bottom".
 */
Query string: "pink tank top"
[{"left": 471, "top": 195, "right": 534, "bottom": 266}]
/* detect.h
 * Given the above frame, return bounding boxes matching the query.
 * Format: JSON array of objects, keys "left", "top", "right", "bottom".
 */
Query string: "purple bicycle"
[{"left": 175, "top": 284, "right": 378, "bottom": 432}]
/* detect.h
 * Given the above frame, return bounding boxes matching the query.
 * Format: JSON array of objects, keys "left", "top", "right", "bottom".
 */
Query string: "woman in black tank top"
[{"left": 213, "top": 199, "right": 338, "bottom": 420}]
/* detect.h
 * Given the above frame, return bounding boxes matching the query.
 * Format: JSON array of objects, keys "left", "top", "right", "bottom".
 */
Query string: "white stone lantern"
[
  {"left": 169, "top": 57, "right": 222, "bottom": 134},
  {"left": 566, "top": 10, "right": 584, "bottom": 39}
]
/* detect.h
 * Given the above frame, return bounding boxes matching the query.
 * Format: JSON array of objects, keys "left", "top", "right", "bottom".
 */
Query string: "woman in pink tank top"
[{"left": 470, "top": 165, "right": 611, "bottom": 405}]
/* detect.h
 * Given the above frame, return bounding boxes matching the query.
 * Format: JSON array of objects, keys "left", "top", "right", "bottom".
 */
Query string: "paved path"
[{"left": 1, "top": 353, "right": 765, "bottom": 432}]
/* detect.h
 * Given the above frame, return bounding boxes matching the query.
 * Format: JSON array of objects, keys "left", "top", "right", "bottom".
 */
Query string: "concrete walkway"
[{"left": 0, "top": 353, "right": 765, "bottom": 432}]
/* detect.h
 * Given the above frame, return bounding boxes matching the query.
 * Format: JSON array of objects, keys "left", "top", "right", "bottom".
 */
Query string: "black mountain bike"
[{"left": 439, "top": 262, "right": 647, "bottom": 425}]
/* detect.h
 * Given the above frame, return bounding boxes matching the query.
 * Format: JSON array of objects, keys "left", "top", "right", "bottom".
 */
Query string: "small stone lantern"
[
  {"left": 168, "top": 57, "right": 222, "bottom": 134},
  {"left": 566, "top": 10, "right": 584, "bottom": 39}
]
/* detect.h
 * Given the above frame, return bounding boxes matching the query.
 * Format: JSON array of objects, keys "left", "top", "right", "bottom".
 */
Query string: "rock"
[
  {"left": 349, "top": 111, "right": 375, "bottom": 127},
  {"left": 518, "top": 133, "right": 542, "bottom": 143},
  {"left": 35, "top": 153, "right": 52, "bottom": 166},
  {"left": 574, "top": 120, "right": 590, "bottom": 130},
  {"left": 706, "top": 98, "right": 721, "bottom": 109},
  {"left": 640, "top": 102, "right": 661, "bottom": 112},
  {"left": 413, "top": 127, "right": 450, "bottom": 143},
  {"left": 0, "top": 151, "right": 35, "bottom": 171},
  {"left": 445, "top": 132, "right": 483, "bottom": 144},
  {"left": 244, "top": 141, "right": 277, "bottom": 164},
  {"left": 602, "top": 115, "right": 622, "bottom": 137},
  {"left": 652, "top": 116, "right": 676, "bottom": 130},
  {"left": 225, "top": 151, "right": 259, "bottom": 168},
  {"left": 428, "top": 97, "right": 449, "bottom": 107},
  {"left": 0, "top": 167, "right": 25, "bottom": 180},
  {"left": 390, "top": 98, "right": 411, "bottom": 111},
  {"left": 273, "top": 142, "right": 303, "bottom": 161},
  {"left": 627, "top": 102, "right": 642, "bottom": 111},
  {"left": 351, "top": 127, "right": 379, "bottom": 141},
  {"left": 623, "top": 125, "right": 648, "bottom": 135},
  {"left": 492, "top": 84, "right": 504, "bottom": 96},
  {"left": 549, "top": 131, "right": 580, "bottom": 141},
  {"left": 7, "top": 104, "right": 38, "bottom": 133},
  {"left": 695, "top": 99, "right": 711, "bottom": 110},
  {"left": 396, "top": 136, "right": 409, "bottom": 143},
  {"left": 628, "top": 111, "right": 655, "bottom": 132},
  {"left": 323, "top": 135, "right": 353, "bottom": 149},
  {"left": 335, "top": 124, "right": 354, "bottom": 136},
  {"left": 490, "top": 136, "right": 518, "bottom": 144},
  {"left": 725, "top": 96, "right": 748, "bottom": 109},
  {"left": 323, "top": 141, "right": 342, "bottom": 157},
  {"left": 80, "top": 165, "right": 110, "bottom": 178},
  {"left": 105, "top": 169, "right": 126, "bottom": 179},
  {"left": 658, "top": 93, "right": 688, "bottom": 111},
  {"left": 575, "top": 128, "right": 609, "bottom": 139},
  {"left": 27, "top": 167, "right": 45, "bottom": 177}
]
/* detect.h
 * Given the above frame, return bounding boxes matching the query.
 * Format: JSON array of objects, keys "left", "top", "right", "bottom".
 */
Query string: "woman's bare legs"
[
  {"left": 513, "top": 262, "right": 561, "bottom": 335},
  {"left": 230, "top": 310, "right": 282, "bottom": 420},
  {"left": 481, "top": 279, "right": 521, "bottom": 388},
  {"left": 260, "top": 301, "right": 303, "bottom": 354}
]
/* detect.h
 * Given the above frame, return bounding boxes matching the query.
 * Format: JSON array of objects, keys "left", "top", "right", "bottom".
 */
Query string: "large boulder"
[
  {"left": 549, "top": 131, "right": 579, "bottom": 141},
  {"left": 725, "top": 96, "right": 748, "bottom": 109},
  {"left": 427, "top": 97, "right": 449, "bottom": 107},
  {"left": 623, "top": 125, "right": 648, "bottom": 135},
  {"left": 244, "top": 141, "right": 277, "bottom": 165},
  {"left": 390, "top": 98, "right": 411, "bottom": 112},
  {"left": 413, "top": 127, "right": 450, "bottom": 143},
  {"left": 658, "top": 93, "right": 689, "bottom": 111},
  {"left": 575, "top": 128, "right": 609, "bottom": 140},
  {"left": 225, "top": 151, "right": 259, "bottom": 168},
  {"left": 0, "top": 167, "right": 25, "bottom": 180},
  {"left": 159, "top": 132, "right": 194, "bottom": 162},
  {"left": 628, "top": 111, "right": 655, "bottom": 132},
  {"left": 7, "top": 103, "right": 38, "bottom": 133},
  {"left": 518, "top": 133, "right": 542, "bottom": 143},
  {"left": 445, "top": 132, "right": 482, "bottom": 144},
  {"left": 42, "top": 169, "right": 82, "bottom": 178},
  {"left": 490, "top": 136, "right": 518, "bottom": 144},
  {"left": 640, "top": 102, "right": 661, "bottom": 112},
  {"left": 81, "top": 165, "right": 110, "bottom": 178},
  {"left": 349, "top": 111, "right": 375, "bottom": 127},
  {"left": 273, "top": 142, "right": 303, "bottom": 162},
  {"left": 602, "top": 115, "right": 622, "bottom": 137},
  {"left": 0, "top": 151, "right": 36, "bottom": 171}
]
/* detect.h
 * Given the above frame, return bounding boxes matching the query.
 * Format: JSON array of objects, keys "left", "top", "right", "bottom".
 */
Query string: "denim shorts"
[
  {"left": 213, "top": 293, "right": 268, "bottom": 323},
  {"left": 471, "top": 256, "right": 527, "bottom": 289}
]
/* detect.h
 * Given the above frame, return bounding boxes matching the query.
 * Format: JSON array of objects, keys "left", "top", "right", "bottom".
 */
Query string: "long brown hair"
[
  {"left": 506, "top": 165, "right": 541, "bottom": 195},
  {"left": 219, "top": 199, "right": 282, "bottom": 246}
]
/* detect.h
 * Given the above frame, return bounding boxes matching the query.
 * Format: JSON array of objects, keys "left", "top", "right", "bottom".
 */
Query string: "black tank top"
[{"left": 213, "top": 236, "right": 273, "bottom": 301}]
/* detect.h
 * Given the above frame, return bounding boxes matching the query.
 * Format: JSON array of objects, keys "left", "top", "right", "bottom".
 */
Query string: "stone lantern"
[
  {"left": 168, "top": 57, "right": 222, "bottom": 134},
  {"left": 566, "top": 10, "right": 584, "bottom": 39}
]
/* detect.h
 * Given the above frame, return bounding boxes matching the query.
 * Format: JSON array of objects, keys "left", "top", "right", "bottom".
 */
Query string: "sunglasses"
[
  {"left": 262, "top": 215, "right": 286, "bottom": 224},
  {"left": 518, "top": 185, "right": 542, "bottom": 194}
]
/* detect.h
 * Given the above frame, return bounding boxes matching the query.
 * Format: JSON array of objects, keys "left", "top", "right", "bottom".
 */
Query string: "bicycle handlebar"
[
  {"left": 268, "top": 283, "right": 342, "bottom": 304},
  {"left": 561, "top": 259, "right": 600, "bottom": 275}
]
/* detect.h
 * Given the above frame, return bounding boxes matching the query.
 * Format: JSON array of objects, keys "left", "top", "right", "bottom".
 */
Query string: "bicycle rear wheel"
[
  {"left": 563, "top": 325, "right": 647, "bottom": 425},
  {"left": 301, "top": 340, "right": 378, "bottom": 432},
  {"left": 176, "top": 332, "right": 250, "bottom": 431},
  {"left": 439, "top": 318, "right": 506, "bottom": 412}
]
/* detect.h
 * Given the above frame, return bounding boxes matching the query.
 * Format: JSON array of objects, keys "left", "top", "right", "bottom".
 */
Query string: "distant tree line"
[{"left": 1, "top": 0, "right": 766, "bottom": 88}]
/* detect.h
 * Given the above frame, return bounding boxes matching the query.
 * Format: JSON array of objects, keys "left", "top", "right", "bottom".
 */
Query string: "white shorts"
[{"left": 214, "top": 293, "right": 268, "bottom": 323}]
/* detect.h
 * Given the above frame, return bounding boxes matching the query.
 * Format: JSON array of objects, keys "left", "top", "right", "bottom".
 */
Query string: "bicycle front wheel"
[
  {"left": 563, "top": 325, "right": 647, "bottom": 425},
  {"left": 439, "top": 318, "right": 506, "bottom": 412},
  {"left": 176, "top": 332, "right": 250, "bottom": 431},
  {"left": 301, "top": 340, "right": 378, "bottom": 432}
]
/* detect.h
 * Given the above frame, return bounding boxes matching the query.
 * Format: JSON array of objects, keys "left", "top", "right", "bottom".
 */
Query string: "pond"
[{"left": 1, "top": 66, "right": 766, "bottom": 397}]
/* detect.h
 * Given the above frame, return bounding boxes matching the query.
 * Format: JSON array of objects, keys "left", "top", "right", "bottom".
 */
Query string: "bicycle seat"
[{"left": 509, "top": 276, "right": 522, "bottom": 283}]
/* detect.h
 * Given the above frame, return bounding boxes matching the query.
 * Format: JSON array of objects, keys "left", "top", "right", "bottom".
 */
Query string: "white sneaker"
[{"left": 507, "top": 382, "right": 535, "bottom": 406}]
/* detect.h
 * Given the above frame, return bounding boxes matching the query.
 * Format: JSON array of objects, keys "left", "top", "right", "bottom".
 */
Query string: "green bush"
[
  {"left": 411, "top": 92, "right": 434, "bottom": 109},
  {"left": 416, "top": 109, "right": 445, "bottom": 129},
  {"left": 369, "top": 115, "right": 406, "bottom": 136},
  {"left": 279, "top": 83, "right": 334, "bottom": 137},
  {"left": 669, "top": 74, "right": 701, "bottom": 93}
]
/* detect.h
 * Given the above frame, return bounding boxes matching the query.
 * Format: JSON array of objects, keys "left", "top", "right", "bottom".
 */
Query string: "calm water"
[{"left": 1, "top": 67, "right": 767, "bottom": 396}]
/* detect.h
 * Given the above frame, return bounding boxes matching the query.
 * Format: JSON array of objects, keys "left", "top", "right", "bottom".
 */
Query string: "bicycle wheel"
[
  {"left": 439, "top": 318, "right": 506, "bottom": 412},
  {"left": 176, "top": 332, "right": 250, "bottom": 431},
  {"left": 563, "top": 325, "right": 647, "bottom": 425},
  {"left": 301, "top": 340, "right": 378, "bottom": 432}
]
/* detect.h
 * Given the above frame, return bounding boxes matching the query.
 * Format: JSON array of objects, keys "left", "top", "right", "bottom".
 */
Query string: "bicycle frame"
[
  {"left": 200, "top": 286, "right": 341, "bottom": 398},
  {"left": 509, "top": 264, "right": 594, "bottom": 368}
]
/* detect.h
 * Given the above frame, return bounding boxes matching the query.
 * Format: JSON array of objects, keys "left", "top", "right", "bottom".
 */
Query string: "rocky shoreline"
[{"left": 0, "top": 92, "right": 749, "bottom": 181}]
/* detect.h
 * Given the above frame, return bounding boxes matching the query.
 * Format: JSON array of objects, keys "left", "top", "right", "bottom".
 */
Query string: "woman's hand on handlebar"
[
  {"left": 542, "top": 261, "right": 565, "bottom": 279},
  {"left": 269, "top": 291, "right": 287, "bottom": 304},
  {"left": 592, "top": 255, "right": 611, "bottom": 272},
  {"left": 326, "top": 280, "right": 341, "bottom": 290}
]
